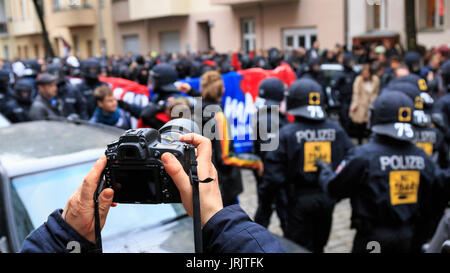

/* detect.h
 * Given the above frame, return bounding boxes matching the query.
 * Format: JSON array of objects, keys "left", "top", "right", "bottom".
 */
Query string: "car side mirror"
[{"left": 0, "top": 236, "right": 9, "bottom": 253}]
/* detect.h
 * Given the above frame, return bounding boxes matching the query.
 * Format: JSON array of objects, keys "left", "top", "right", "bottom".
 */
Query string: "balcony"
[
  {"left": 52, "top": 1, "right": 96, "bottom": 28},
  {"left": 211, "top": 0, "right": 297, "bottom": 5},
  {"left": 128, "top": 0, "right": 189, "bottom": 21}
]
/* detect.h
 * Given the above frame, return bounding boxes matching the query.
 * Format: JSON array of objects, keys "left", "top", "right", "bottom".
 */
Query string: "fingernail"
[
  {"left": 162, "top": 153, "right": 174, "bottom": 164},
  {"left": 103, "top": 190, "right": 114, "bottom": 201}
]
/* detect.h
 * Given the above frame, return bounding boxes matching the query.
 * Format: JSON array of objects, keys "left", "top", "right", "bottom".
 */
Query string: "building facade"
[
  {"left": 112, "top": 0, "right": 346, "bottom": 55},
  {"left": 0, "top": 0, "right": 448, "bottom": 60},
  {"left": 348, "top": 0, "right": 450, "bottom": 49}
]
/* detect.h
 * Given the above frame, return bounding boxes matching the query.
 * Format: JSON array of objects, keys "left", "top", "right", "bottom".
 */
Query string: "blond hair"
[{"left": 201, "top": 71, "right": 224, "bottom": 102}]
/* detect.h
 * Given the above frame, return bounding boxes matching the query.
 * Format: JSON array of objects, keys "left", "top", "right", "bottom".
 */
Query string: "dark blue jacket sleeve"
[
  {"left": 20, "top": 210, "right": 97, "bottom": 253},
  {"left": 202, "top": 205, "right": 286, "bottom": 253}
]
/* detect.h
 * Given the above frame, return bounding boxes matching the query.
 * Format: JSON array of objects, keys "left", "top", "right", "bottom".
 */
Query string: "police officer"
[
  {"left": 253, "top": 78, "right": 289, "bottom": 234},
  {"left": 391, "top": 73, "right": 434, "bottom": 114},
  {"left": 3, "top": 79, "right": 33, "bottom": 123},
  {"left": 0, "top": 69, "right": 12, "bottom": 117},
  {"left": 259, "top": 78, "right": 354, "bottom": 253},
  {"left": 387, "top": 81, "right": 448, "bottom": 169},
  {"left": 433, "top": 60, "right": 450, "bottom": 148},
  {"left": 47, "top": 63, "right": 88, "bottom": 120},
  {"left": 333, "top": 53, "right": 358, "bottom": 135},
  {"left": 404, "top": 51, "right": 422, "bottom": 75},
  {"left": 76, "top": 58, "right": 107, "bottom": 117},
  {"left": 298, "top": 58, "right": 327, "bottom": 89},
  {"left": 317, "top": 91, "right": 436, "bottom": 253}
]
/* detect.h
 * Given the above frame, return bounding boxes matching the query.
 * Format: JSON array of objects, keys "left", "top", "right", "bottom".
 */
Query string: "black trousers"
[
  {"left": 253, "top": 170, "right": 288, "bottom": 235},
  {"left": 352, "top": 225, "right": 414, "bottom": 253},
  {"left": 285, "top": 193, "right": 335, "bottom": 253}
]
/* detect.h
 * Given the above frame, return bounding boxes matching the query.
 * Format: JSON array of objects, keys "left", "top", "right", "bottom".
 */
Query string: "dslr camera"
[{"left": 103, "top": 119, "right": 200, "bottom": 204}]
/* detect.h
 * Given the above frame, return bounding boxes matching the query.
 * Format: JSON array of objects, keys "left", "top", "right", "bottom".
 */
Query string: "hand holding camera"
[{"left": 61, "top": 119, "right": 223, "bottom": 248}]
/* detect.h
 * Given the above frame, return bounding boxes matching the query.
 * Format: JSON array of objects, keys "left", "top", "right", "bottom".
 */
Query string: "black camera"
[{"left": 103, "top": 118, "right": 200, "bottom": 204}]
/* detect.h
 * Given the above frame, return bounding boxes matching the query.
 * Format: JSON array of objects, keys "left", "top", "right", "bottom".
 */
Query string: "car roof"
[{"left": 0, "top": 121, "right": 124, "bottom": 177}]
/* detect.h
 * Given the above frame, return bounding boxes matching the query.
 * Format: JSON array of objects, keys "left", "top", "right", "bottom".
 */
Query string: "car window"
[{"left": 11, "top": 162, "right": 185, "bottom": 243}]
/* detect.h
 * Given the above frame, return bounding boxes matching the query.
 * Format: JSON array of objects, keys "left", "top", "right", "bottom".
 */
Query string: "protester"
[{"left": 90, "top": 86, "right": 132, "bottom": 130}]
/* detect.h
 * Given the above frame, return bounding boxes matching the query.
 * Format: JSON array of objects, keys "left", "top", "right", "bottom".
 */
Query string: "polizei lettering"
[
  {"left": 296, "top": 129, "right": 336, "bottom": 143},
  {"left": 379, "top": 155, "right": 425, "bottom": 171}
]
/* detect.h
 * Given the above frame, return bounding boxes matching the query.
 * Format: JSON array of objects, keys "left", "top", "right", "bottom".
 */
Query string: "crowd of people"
[{"left": 1, "top": 40, "right": 450, "bottom": 253}]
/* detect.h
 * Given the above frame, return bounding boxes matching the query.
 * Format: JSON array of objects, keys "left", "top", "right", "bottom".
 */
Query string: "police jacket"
[
  {"left": 57, "top": 81, "right": 88, "bottom": 120},
  {"left": 20, "top": 205, "right": 285, "bottom": 253},
  {"left": 260, "top": 117, "right": 354, "bottom": 205},
  {"left": 433, "top": 94, "right": 450, "bottom": 142},
  {"left": 414, "top": 125, "right": 449, "bottom": 169},
  {"left": 29, "top": 94, "right": 62, "bottom": 121},
  {"left": 333, "top": 69, "right": 357, "bottom": 105},
  {"left": 3, "top": 98, "right": 30, "bottom": 123},
  {"left": 318, "top": 135, "right": 435, "bottom": 231},
  {"left": 76, "top": 79, "right": 106, "bottom": 118}
]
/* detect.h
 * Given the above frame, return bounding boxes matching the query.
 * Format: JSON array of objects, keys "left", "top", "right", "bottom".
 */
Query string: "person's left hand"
[{"left": 62, "top": 156, "right": 116, "bottom": 242}]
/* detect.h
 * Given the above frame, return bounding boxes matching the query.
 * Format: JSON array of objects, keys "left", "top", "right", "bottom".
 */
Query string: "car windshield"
[{"left": 10, "top": 162, "right": 185, "bottom": 244}]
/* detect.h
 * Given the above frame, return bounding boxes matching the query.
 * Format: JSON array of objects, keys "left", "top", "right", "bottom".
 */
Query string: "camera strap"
[
  {"left": 92, "top": 156, "right": 213, "bottom": 254},
  {"left": 188, "top": 157, "right": 214, "bottom": 254},
  {"left": 93, "top": 178, "right": 105, "bottom": 253}
]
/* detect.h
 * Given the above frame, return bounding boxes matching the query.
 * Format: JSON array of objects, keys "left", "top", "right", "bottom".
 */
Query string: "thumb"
[{"left": 98, "top": 188, "right": 114, "bottom": 228}]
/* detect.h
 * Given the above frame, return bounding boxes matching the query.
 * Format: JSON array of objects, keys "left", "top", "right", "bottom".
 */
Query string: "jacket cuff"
[
  {"left": 202, "top": 205, "right": 285, "bottom": 253},
  {"left": 21, "top": 210, "right": 99, "bottom": 253}
]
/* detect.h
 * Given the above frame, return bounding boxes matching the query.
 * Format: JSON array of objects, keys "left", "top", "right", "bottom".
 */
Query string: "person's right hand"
[{"left": 161, "top": 134, "right": 223, "bottom": 227}]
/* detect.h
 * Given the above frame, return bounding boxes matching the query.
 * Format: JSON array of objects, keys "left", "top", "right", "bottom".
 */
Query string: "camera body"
[{"left": 104, "top": 127, "right": 195, "bottom": 204}]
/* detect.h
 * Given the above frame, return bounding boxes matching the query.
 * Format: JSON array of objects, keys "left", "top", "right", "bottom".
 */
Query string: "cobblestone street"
[{"left": 238, "top": 170, "right": 356, "bottom": 253}]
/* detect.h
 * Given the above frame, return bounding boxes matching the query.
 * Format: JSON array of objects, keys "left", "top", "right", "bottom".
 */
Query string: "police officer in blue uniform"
[
  {"left": 0, "top": 69, "right": 13, "bottom": 118},
  {"left": 333, "top": 53, "right": 358, "bottom": 135},
  {"left": 433, "top": 60, "right": 450, "bottom": 149},
  {"left": 317, "top": 91, "right": 436, "bottom": 253},
  {"left": 253, "top": 78, "right": 289, "bottom": 234},
  {"left": 259, "top": 78, "right": 354, "bottom": 253},
  {"left": 3, "top": 79, "right": 33, "bottom": 123},
  {"left": 76, "top": 59, "right": 107, "bottom": 118},
  {"left": 387, "top": 81, "right": 448, "bottom": 169},
  {"left": 47, "top": 63, "right": 89, "bottom": 120}
]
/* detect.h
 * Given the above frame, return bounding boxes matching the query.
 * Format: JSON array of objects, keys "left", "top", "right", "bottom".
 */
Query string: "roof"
[{"left": 0, "top": 121, "right": 124, "bottom": 177}]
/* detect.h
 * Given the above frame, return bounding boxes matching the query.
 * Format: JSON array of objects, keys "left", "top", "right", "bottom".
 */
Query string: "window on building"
[
  {"left": 283, "top": 28, "right": 318, "bottom": 50},
  {"left": 367, "top": 0, "right": 386, "bottom": 30},
  {"left": 34, "top": 45, "right": 39, "bottom": 58},
  {"left": 24, "top": 45, "right": 28, "bottom": 59},
  {"left": 87, "top": 40, "right": 93, "bottom": 57},
  {"left": 17, "top": 46, "right": 22, "bottom": 59},
  {"left": 53, "top": 0, "right": 62, "bottom": 11},
  {"left": 242, "top": 18, "right": 255, "bottom": 54},
  {"left": 3, "top": 45, "right": 9, "bottom": 60},
  {"left": 73, "top": 35, "right": 79, "bottom": 56},
  {"left": 426, "top": 0, "right": 445, "bottom": 28}
]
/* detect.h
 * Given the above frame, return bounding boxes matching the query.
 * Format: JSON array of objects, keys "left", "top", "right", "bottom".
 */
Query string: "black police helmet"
[
  {"left": 286, "top": 78, "right": 326, "bottom": 121},
  {"left": 403, "top": 51, "right": 421, "bottom": 71},
  {"left": 14, "top": 79, "right": 33, "bottom": 104},
  {"left": 0, "top": 69, "right": 10, "bottom": 85},
  {"left": 150, "top": 64, "right": 179, "bottom": 93},
  {"left": 258, "top": 78, "right": 286, "bottom": 106},
  {"left": 370, "top": 91, "right": 415, "bottom": 141},
  {"left": 394, "top": 74, "right": 433, "bottom": 108},
  {"left": 81, "top": 58, "right": 101, "bottom": 80},
  {"left": 386, "top": 82, "right": 430, "bottom": 127}
]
